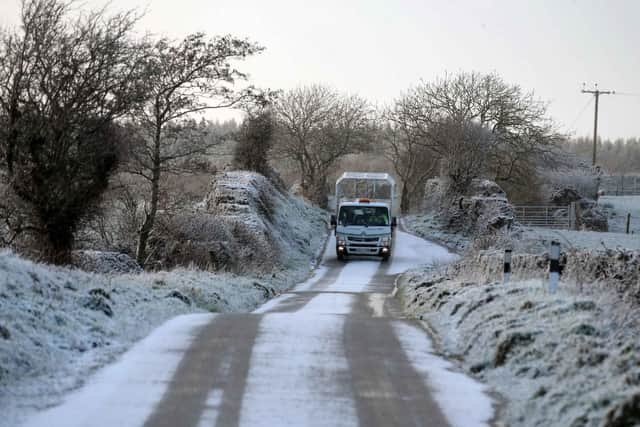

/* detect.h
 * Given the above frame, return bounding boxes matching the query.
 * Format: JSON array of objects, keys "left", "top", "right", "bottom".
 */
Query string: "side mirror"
[
  {"left": 391, "top": 217, "right": 397, "bottom": 228},
  {"left": 330, "top": 215, "right": 337, "bottom": 227}
]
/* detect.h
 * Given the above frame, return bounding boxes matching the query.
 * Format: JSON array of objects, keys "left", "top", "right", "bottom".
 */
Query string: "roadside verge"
[{"left": 395, "top": 246, "right": 640, "bottom": 427}]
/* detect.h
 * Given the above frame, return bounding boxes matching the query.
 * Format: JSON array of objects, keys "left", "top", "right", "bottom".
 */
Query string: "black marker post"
[
  {"left": 503, "top": 249, "right": 512, "bottom": 284},
  {"left": 549, "top": 241, "right": 561, "bottom": 293}
]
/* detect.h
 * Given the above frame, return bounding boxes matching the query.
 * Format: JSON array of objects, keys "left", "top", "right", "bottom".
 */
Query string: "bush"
[{"left": 148, "top": 212, "right": 235, "bottom": 271}]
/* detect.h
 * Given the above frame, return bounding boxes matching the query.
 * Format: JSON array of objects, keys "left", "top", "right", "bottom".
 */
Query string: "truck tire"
[
  {"left": 381, "top": 253, "right": 390, "bottom": 262},
  {"left": 337, "top": 252, "right": 347, "bottom": 262}
]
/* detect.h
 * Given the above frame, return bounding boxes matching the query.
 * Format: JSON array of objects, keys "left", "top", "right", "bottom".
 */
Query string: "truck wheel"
[
  {"left": 381, "top": 253, "right": 390, "bottom": 262},
  {"left": 337, "top": 252, "right": 347, "bottom": 262}
]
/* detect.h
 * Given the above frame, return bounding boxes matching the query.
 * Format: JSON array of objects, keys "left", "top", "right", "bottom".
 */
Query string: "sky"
[{"left": 1, "top": 0, "right": 639, "bottom": 140}]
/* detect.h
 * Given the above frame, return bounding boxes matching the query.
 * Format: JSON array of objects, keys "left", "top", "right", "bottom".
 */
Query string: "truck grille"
[{"left": 347, "top": 236, "right": 379, "bottom": 243}]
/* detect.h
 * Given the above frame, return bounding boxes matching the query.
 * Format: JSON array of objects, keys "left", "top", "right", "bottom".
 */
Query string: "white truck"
[{"left": 329, "top": 172, "right": 397, "bottom": 261}]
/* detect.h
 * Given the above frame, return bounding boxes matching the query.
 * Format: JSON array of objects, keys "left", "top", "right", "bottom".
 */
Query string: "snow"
[
  {"left": 600, "top": 195, "right": 640, "bottom": 215},
  {"left": 367, "top": 293, "right": 385, "bottom": 317},
  {"left": 396, "top": 199, "right": 640, "bottom": 426},
  {"left": 403, "top": 214, "right": 471, "bottom": 253},
  {"left": 407, "top": 196, "right": 640, "bottom": 254},
  {"left": 512, "top": 226, "right": 640, "bottom": 253},
  {"left": 510, "top": 197, "right": 640, "bottom": 253},
  {"left": 202, "top": 171, "right": 328, "bottom": 273},
  {"left": 0, "top": 253, "right": 271, "bottom": 427},
  {"left": 20, "top": 314, "right": 214, "bottom": 427},
  {"left": 251, "top": 293, "right": 295, "bottom": 314},
  {"left": 70, "top": 250, "right": 142, "bottom": 274},
  {"left": 600, "top": 195, "right": 640, "bottom": 234},
  {"left": 301, "top": 293, "right": 355, "bottom": 314},
  {"left": 387, "top": 228, "right": 458, "bottom": 274},
  {"left": 238, "top": 313, "right": 357, "bottom": 427},
  {"left": 6, "top": 222, "right": 502, "bottom": 427},
  {"left": 329, "top": 259, "right": 380, "bottom": 292},
  {"left": 398, "top": 256, "right": 640, "bottom": 426},
  {"left": 244, "top": 230, "right": 496, "bottom": 425},
  {"left": 198, "top": 388, "right": 225, "bottom": 427},
  {"left": 393, "top": 321, "right": 494, "bottom": 427},
  {"left": 0, "top": 173, "right": 329, "bottom": 427}
]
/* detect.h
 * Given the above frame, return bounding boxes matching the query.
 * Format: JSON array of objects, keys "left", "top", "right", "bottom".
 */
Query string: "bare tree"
[
  {"left": 0, "top": 0, "right": 148, "bottom": 263},
  {"left": 272, "top": 85, "right": 372, "bottom": 207},
  {"left": 381, "top": 116, "right": 437, "bottom": 213},
  {"left": 431, "top": 118, "right": 496, "bottom": 194},
  {"left": 393, "top": 72, "right": 563, "bottom": 195},
  {"left": 127, "top": 33, "right": 265, "bottom": 266}
]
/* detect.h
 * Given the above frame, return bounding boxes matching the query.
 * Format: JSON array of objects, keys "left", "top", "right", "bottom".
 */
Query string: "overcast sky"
[{"left": 2, "top": 0, "right": 639, "bottom": 139}]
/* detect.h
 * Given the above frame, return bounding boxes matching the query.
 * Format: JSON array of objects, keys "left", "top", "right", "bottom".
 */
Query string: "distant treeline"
[{"left": 564, "top": 137, "right": 640, "bottom": 174}]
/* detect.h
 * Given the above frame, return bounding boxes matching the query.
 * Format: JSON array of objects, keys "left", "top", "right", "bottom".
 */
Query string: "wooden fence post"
[{"left": 626, "top": 213, "right": 631, "bottom": 234}]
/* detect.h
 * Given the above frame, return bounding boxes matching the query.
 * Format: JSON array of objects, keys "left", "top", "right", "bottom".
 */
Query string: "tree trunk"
[
  {"left": 312, "top": 176, "right": 328, "bottom": 209},
  {"left": 136, "top": 128, "right": 162, "bottom": 267},
  {"left": 302, "top": 170, "right": 328, "bottom": 209},
  {"left": 42, "top": 222, "right": 74, "bottom": 265},
  {"left": 400, "top": 183, "right": 410, "bottom": 214}
]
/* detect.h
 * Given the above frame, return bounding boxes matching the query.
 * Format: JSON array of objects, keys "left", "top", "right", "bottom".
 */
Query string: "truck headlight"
[
  {"left": 380, "top": 236, "right": 391, "bottom": 246},
  {"left": 336, "top": 234, "right": 347, "bottom": 246}
]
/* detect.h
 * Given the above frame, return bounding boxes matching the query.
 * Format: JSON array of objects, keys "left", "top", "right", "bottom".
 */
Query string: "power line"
[
  {"left": 614, "top": 91, "right": 640, "bottom": 97},
  {"left": 581, "top": 83, "right": 615, "bottom": 166},
  {"left": 568, "top": 96, "right": 593, "bottom": 131}
]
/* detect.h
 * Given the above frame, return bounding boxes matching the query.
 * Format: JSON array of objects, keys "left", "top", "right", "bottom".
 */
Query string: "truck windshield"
[{"left": 338, "top": 206, "right": 389, "bottom": 227}]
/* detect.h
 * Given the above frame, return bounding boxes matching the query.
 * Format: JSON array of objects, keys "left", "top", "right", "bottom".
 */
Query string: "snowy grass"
[
  {"left": 398, "top": 271, "right": 640, "bottom": 427},
  {"left": 392, "top": 321, "right": 494, "bottom": 427},
  {"left": 398, "top": 206, "right": 640, "bottom": 427},
  {"left": 407, "top": 196, "right": 640, "bottom": 255},
  {"left": 19, "top": 314, "right": 214, "bottom": 427},
  {"left": 402, "top": 214, "right": 470, "bottom": 253},
  {"left": 512, "top": 226, "right": 640, "bottom": 253},
  {"left": 600, "top": 195, "right": 640, "bottom": 215},
  {"left": 600, "top": 195, "right": 640, "bottom": 234},
  {"left": 0, "top": 251, "right": 326, "bottom": 426},
  {"left": 0, "top": 173, "right": 329, "bottom": 427}
]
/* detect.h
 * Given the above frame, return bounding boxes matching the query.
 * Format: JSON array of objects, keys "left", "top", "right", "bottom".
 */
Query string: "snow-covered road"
[{"left": 20, "top": 231, "right": 494, "bottom": 427}]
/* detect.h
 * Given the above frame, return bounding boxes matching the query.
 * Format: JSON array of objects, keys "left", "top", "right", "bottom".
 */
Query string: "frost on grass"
[
  {"left": 408, "top": 178, "right": 515, "bottom": 254},
  {"left": 404, "top": 182, "right": 640, "bottom": 425},
  {"left": 0, "top": 171, "right": 328, "bottom": 427},
  {"left": 398, "top": 262, "right": 640, "bottom": 427},
  {"left": 70, "top": 250, "right": 142, "bottom": 274},
  {"left": 403, "top": 213, "right": 471, "bottom": 253},
  {"left": 600, "top": 195, "right": 640, "bottom": 235},
  {"left": 149, "top": 171, "right": 327, "bottom": 273},
  {"left": 0, "top": 252, "right": 296, "bottom": 425}
]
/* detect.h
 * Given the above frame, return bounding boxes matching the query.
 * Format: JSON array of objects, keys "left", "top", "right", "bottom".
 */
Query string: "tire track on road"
[{"left": 143, "top": 315, "right": 260, "bottom": 427}]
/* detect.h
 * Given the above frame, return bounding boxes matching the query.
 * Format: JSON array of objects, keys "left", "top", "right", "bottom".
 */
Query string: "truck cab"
[{"left": 330, "top": 173, "right": 397, "bottom": 261}]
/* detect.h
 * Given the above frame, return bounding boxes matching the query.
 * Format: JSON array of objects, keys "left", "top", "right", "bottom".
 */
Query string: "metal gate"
[{"left": 514, "top": 205, "right": 573, "bottom": 229}]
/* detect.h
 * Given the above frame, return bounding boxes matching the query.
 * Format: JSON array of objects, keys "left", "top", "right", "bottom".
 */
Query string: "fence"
[
  {"left": 514, "top": 205, "right": 574, "bottom": 229},
  {"left": 547, "top": 174, "right": 640, "bottom": 198},
  {"left": 600, "top": 175, "right": 640, "bottom": 196},
  {"left": 600, "top": 207, "right": 639, "bottom": 234},
  {"left": 516, "top": 203, "right": 638, "bottom": 233}
]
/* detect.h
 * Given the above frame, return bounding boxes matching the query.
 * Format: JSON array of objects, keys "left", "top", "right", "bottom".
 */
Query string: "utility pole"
[{"left": 581, "top": 83, "right": 614, "bottom": 166}]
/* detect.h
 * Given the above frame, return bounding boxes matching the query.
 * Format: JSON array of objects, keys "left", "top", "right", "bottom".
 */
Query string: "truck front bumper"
[{"left": 337, "top": 245, "right": 390, "bottom": 256}]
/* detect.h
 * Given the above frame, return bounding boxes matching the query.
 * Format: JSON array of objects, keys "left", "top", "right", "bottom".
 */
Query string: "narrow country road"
[{"left": 21, "top": 231, "right": 494, "bottom": 427}]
